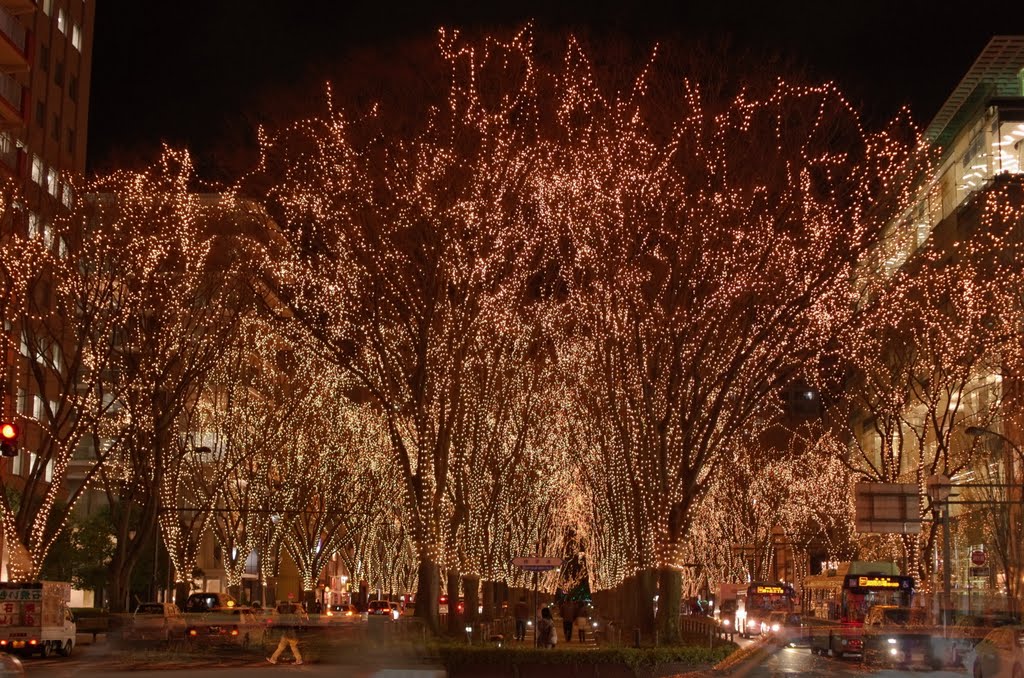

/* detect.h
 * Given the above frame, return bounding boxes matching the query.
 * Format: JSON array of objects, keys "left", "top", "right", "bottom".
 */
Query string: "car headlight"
[
  {"left": 771, "top": 623, "right": 780, "bottom": 632},
  {"left": 723, "top": 620, "right": 730, "bottom": 627},
  {"left": 748, "top": 620, "right": 756, "bottom": 628},
  {"left": 887, "top": 638, "right": 897, "bottom": 645},
  {"left": 890, "top": 647, "right": 899, "bottom": 656}
]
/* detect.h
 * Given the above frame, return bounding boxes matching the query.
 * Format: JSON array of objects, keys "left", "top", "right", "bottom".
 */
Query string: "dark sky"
[{"left": 88, "top": 0, "right": 1024, "bottom": 173}]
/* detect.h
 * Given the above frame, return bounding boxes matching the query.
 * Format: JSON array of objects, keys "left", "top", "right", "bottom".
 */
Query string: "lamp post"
[
  {"left": 966, "top": 425, "right": 1022, "bottom": 614},
  {"left": 926, "top": 474, "right": 953, "bottom": 625}
]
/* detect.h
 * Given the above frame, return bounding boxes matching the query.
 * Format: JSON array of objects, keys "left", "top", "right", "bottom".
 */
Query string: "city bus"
[
  {"left": 739, "top": 582, "right": 797, "bottom": 638},
  {"left": 802, "top": 562, "right": 914, "bottom": 657}
]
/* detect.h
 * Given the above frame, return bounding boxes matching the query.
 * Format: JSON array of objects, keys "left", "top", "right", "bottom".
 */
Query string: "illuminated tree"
[
  {"left": 91, "top": 154, "right": 267, "bottom": 612},
  {"left": 548, "top": 53, "right": 928, "bottom": 641},
  {"left": 251, "top": 28, "right": 556, "bottom": 628}
]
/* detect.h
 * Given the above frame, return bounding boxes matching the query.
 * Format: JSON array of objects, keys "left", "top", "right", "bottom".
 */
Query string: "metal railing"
[
  {"left": 0, "top": 71, "right": 22, "bottom": 113},
  {"left": 0, "top": 6, "right": 26, "bottom": 55}
]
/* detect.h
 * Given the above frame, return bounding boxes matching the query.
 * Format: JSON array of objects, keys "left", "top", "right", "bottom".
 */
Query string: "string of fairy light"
[{"left": 2, "top": 28, "right": 1022, "bottom": 616}]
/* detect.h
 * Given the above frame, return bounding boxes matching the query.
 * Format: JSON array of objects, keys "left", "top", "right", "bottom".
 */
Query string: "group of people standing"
[{"left": 513, "top": 596, "right": 593, "bottom": 647}]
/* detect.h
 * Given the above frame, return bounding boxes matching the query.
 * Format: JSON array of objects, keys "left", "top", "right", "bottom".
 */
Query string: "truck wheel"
[
  {"left": 40, "top": 641, "right": 52, "bottom": 658},
  {"left": 58, "top": 640, "right": 73, "bottom": 656}
]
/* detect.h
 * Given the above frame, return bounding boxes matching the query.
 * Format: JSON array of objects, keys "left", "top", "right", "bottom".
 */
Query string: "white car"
[
  {"left": 125, "top": 602, "right": 186, "bottom": 643},
  {"left": 970, "top": 625, "right": 1024, "bottom": 678}
]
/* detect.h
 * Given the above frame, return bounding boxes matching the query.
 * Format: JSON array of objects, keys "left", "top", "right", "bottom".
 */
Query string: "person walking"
[
  {"left": 559, "top": 598, "right": 576, "bottom": 643},
  {"left": 575, "top": 602, "right": 590, "bottom": 643},
  {"left": 268, "top": 602, "right": 306, "bottom": 665},
  {"left": 537, "top": 607, "right": 557, "bottom": 648},
  {"left": 514, "top": 596, "right": 529, "bottom": 642}
]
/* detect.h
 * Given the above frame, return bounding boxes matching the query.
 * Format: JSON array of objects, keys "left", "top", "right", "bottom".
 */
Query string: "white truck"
[{"left": 0, "top": 581, "right": 76, "bottom": 657}]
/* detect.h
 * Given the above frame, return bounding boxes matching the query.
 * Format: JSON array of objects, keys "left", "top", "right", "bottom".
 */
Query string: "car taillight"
[
  {"left": 230, "top": 628, "right": 239, "bottom": 636},
  {"left": 346, "top": 611, "right": 353, "bottom": 616},
  {"left": 189, "top": 629, "right": 197, "bottom": 636},
  {"left": 28, "top": 639, "right": 37, "bottom": 645}
]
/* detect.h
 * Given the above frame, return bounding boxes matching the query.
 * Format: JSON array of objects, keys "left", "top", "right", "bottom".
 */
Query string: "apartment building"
[{"left": 0, "top": 0, "right": 95, "bottom": 582}]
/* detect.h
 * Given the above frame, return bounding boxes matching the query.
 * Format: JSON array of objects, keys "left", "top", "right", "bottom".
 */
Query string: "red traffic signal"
[{"left": 0, "top": 422, "right": 18, "bottom": 457}]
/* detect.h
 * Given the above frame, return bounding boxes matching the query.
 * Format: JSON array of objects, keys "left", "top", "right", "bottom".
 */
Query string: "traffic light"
[{"left": 0, "top": 422, "right": 18, "bottom": 457}]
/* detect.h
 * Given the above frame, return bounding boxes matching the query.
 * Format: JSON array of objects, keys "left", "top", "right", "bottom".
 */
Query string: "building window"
[
  {"left": 58, "top": 236, "right": 68, "bottom": 259},
  {"left": 66, "top": 128, "right": 75, "bottom": 153},
  {"left": 31, "top": 155, "right": 42, "bottom": 184},
  {"left": 72, "top": 24, "right": 81, "bottom": 51},
  {"left": 16, "top": 389, "right": 26, "bottom": 416},
  {"left": 28, "top": 211, "right": 39, "bottom": 238},
  {"left": 57, "top": 9, "right": 66, "bottom": 35},
  {"left": 39, "top": 44, "right": 49, "bottom": 73},
  {"left": 51, "top": 113, "right": 60, "bottom": 142},
  {"left": 42, "top": 0, "right": 51, "bottom": 15},
  {"left": 46, "top": 168, "right": 57, "bottom": 197},
  {"left": 54, "top": 60, "right": 64, "bottom": 87},
  {"left": 52, "top": 343, "right": 62, "bottom": 372},
  {"left": 68, "top": 76, "right": 78, "bottom": 102},
  {"left": 33, "top": 395, "right": 44, "bottom": 421},
  {"left": 18, "top": 331, "right": 30, "bottom": 357},
  {"left": 45, "top": 459, "right": 54, "bottom": 483},
  {"left": 35, "top": 101, "right": 44, "bottom": 128},
  {"left": 61, "top": 183, "right": 72, "bottom": 208},
  {"left": 11, "top": 452, "right": 22, "bottom": 476},
  {"left": 42, "top": 221, "right": 53, "bottom": 249}
]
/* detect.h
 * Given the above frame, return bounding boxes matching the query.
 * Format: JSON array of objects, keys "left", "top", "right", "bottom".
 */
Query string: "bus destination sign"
[{"left": 845, "top": 575, "right": 910, "bottom": 590}]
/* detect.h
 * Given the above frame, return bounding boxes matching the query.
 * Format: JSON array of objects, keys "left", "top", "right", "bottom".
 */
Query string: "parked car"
[
  {"left": 945, "top": 614, "right": 1019, "bottom": 667},
  {"left": 186, "top": 606, "right": 265, "bottom": 648},
  {"left": 124, "top": 603, "right": 186, "bottom": 644},
  {"left": 367, "top": 600, "right": 395, "bottom": 620},
  {"left": 325, "top": 604, "right": 361, "bottom": 625},
  {"left": 969, "top": 625, "right": 1024, "bottom": 678}
]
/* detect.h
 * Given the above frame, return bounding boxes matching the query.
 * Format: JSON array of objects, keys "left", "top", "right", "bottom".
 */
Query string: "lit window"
[
  {"left": 58, "top": 236, "right": 68, "bottom": 259},
  {"left": 31, "top": 155, "right": 43, "bottom": 184},
  {"left": 46, "top": 168, "right": 57, "bottom": 196},
  {"left": 28, "top": 211, "right": 39, "bottom": 238},
  {"left": 72, "top": 24, "right": 82, "bottom": 51},
  {"left": 45, "top": 459, "right": 54, "bottom": 483},
  {"left": 16, "top": 389, "right": 26, "bottom": 415},
  {"left": 43, "top": 222, "right": 53, "bottom": 249},
  {"left": 42, "top": 0, "right": 51, "bottom": 15},
  {"left": 18, "top": 331, "right": 30, "bottom": 357},
  {"left": 11, "top": 452, "right": 22, "bottom": 476},
  {"left": 52, "top": 343, "right": 62, "bottom": 372},
  {"left": 57, "top": 9, "right": 66, "bottom": 35},
  {"left": 33, "top": 395, "right": 44, "bottom": 421},
  {"left": 61, "top": 183, "right": 72, "bottom": 208}
]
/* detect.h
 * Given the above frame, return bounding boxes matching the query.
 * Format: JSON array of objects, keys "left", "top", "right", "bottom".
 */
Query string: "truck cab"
[{"left": 0, "top": 581, "right": 76, "bottom": 657}]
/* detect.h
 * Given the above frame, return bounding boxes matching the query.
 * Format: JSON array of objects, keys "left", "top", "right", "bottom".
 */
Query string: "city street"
[{"left": 734, "top": 644, "right": 969, "bottom": 678}]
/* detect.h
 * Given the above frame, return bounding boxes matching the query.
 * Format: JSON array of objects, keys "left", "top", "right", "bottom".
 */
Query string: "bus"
[
  {"left": 739, "top": 582, "right": 797, "bottom": 638},
  {"left": 803, "top": 562, "right": 914, "bottom": 657}
]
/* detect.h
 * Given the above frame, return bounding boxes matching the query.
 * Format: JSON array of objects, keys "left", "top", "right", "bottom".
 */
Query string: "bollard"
[{"left": 633, "top": 627, "right": 641, "bottom": 648}]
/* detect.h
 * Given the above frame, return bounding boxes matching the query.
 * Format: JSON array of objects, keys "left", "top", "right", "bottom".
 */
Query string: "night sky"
[{"left": 88, "top": 0, "right": 1024, "bottom": 174}]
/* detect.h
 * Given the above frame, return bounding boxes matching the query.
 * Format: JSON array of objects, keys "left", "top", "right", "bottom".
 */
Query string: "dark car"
[{"left": 183, "top": 592, "right": 237, "bottom": 613}]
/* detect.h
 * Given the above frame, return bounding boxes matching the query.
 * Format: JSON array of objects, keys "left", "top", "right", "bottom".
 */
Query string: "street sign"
[
  {"left": 971, "top": 550, "right": 988, "bottom": 566},
  {"left": 854, "top": 482, "right": 921, "bottom": 534},
  {"left": 970, "top": 566, "right": 990, "bottom": 578},
  {"left": 512, "top": 556, "right": 562, "bottom": 572}
]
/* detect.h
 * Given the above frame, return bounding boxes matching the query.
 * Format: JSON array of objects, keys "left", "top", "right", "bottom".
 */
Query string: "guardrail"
[{"left": 679, "top": 614, "right": 734, "bottom": 644}]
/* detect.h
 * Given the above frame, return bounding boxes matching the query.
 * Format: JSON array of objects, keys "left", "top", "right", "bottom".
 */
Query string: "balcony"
[
  {"left": 0, "top": 1, "right": 35, "bottom": 17},
  {"left": 0, "top": 70, "right": 21, "bottom": 126},
  {"left": 0, "top": 5, "right": 27, "bottom": 72}
]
